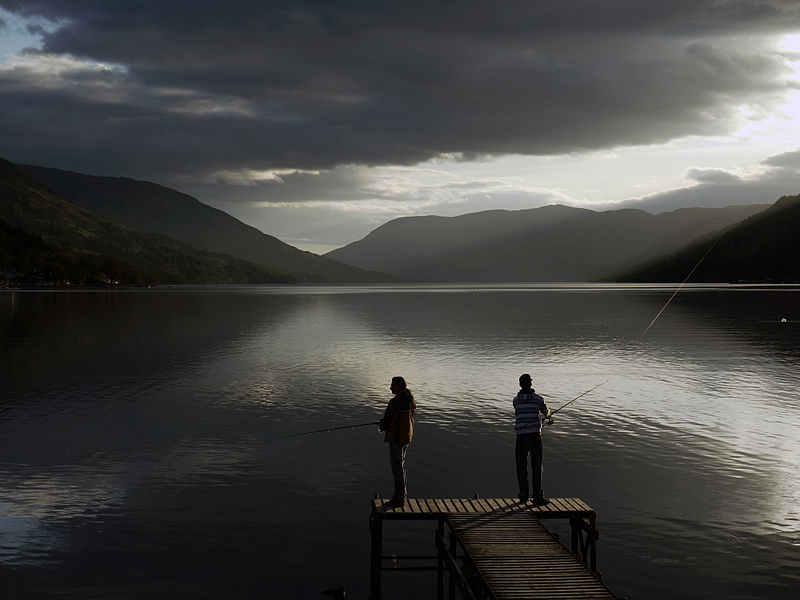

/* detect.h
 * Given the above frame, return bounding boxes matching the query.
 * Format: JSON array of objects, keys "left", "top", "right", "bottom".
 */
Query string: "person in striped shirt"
[{"left": 513, "top": 373, "right": 552, "bottom": 505}]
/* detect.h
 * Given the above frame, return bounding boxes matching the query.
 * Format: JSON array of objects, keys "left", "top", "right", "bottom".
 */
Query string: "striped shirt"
[{"left": 513, "top": 389, "right": 549, "bottom": 434}]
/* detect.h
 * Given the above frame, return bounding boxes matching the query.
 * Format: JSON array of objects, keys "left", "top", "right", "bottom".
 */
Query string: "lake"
[{"left": 1, "top": 284, "right": 799, "bottom": 599}]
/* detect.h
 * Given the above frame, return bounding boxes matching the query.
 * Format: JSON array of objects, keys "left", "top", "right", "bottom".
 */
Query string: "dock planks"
[
  {"left": 369, "top": 497, "right": 617, "bottom": 599},
  {"left": 448, "top": 511, "right": 617, "bottom": 599},
  {"left": 371, "top": 496, "right": 595, "bottom": 520}
]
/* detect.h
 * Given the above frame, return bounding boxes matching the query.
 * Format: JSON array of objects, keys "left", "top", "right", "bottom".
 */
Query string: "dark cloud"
[
  {"left": 763, "top": 148, "right": 800, "bottom": 168},
  {"left": 686, "top": 168, "right": 743, "bottom": 184},
  {"left": 2, "top": 1, "right": 800, "bottom": 179},
  {"left": 620, "top": 149, "right": 800, "bottom": 213}
]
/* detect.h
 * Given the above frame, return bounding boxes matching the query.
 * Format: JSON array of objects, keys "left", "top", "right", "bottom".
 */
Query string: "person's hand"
[{"left": 545, "top": 417, "right": 554, "bottom": 426}]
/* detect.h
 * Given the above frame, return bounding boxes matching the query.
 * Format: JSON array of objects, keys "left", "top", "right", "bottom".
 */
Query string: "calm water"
[{"left": 1, "top": 284, "right": 799, "bottom": 599}]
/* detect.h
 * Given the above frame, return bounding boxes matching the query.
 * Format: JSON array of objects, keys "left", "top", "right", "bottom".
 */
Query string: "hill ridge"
[
  {"left": 616, "top": 194, "right": 800, "bottom": 283},
  {"left": 0, "top": 158, "right": 294, "bottom": 285},
  {"left": 327, "top": 202, "right": 769, "bottom": 282},
  {"left": 19, "top": 163, "right": 395, "bottom": 283}
]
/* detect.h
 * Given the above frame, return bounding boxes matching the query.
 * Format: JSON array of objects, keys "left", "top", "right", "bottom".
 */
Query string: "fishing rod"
[
  {"left": 285, "top": 239, "right": 711, "bottom": 440},
  {"left": 537, "top": 235, "right": 715, "bottom": 427},
  {"left": 282, "top": 421, "right": 379, "bottom": 439},
  {"left": 543, "top": 380, "right": 607, "bottom": 426},
  {"left": 550, "top": 380, "right": 608, "bottom": 416},
  {"left": 541, "top": 236, "right": 720, "bottom": 426}
]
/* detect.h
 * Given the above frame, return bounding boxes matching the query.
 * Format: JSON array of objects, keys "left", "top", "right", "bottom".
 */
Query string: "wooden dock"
[{"left": 369, "top": 497, "right": 620, "bottom": 600}]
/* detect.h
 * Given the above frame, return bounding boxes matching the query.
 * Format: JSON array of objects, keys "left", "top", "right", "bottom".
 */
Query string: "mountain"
[
  {"left": 0, "top": 159, "right": 294, "bottom": 285},
  {"left": 615, "top": 194, "right": 800, "bottom": 283},
  {"left": 19, "top": 164, "right": 393, "bottom": 283},
  {"left": 326, "top": 203, "right": 769, "bottom": 282}
]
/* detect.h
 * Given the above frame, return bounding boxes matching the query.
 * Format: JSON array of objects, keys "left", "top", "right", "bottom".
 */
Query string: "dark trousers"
[
  {"left": 389, "top": 443, "right": 408, "bottom": 501},
  {"left": 515, "top": 432, "right": 543, "bottom": 500}
]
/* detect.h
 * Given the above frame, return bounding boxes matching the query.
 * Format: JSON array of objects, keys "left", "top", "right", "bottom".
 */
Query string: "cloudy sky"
[{"left": 3, "top": 1, "right": 800, "bottom": 253}]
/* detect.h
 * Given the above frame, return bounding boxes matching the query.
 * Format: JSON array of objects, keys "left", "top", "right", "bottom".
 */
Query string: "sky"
[{"left": 3, "top": 1, "right": 800, "bottom": 253}]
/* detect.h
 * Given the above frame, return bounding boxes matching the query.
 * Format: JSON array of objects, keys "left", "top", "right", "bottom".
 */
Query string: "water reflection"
[{"left": 1, "top": 286, "right": 798, "bottom": 599}]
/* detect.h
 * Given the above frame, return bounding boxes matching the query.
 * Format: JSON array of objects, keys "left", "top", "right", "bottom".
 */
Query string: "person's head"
[
  {"left": 390, "top": 376, "right": 407, "bottom": 395},
  {"left": 519, "top": 373, "right": 532, "bottom": 390}
]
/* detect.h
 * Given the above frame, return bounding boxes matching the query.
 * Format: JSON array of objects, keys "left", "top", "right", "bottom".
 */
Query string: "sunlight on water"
[{"left": 1, "top": 285, "right": 799, "bottom": 599}]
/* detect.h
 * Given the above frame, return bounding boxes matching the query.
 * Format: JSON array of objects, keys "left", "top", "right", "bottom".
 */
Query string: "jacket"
[{"left": 379, "top": 390, "right": 416, "bottom": 444}]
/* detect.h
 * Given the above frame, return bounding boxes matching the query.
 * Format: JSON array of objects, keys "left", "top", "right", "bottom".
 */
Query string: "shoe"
[
  {"left": 518, "top": 496, "right": 529, "bottom": 503},
  {"left": 533, "top": 496, "right": 550, "bottom": 506},
  {"left": 384, "top": 498, "right": 405, "bottom": 509}
]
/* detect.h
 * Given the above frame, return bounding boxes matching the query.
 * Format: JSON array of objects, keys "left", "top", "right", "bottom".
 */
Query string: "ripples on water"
[{"left": 1, "top": 285, "right": 798, "bottom": 599}]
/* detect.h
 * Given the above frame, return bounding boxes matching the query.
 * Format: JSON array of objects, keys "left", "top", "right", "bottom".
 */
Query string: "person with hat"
[{"left": 513, "top": 373, "right": 552, "bottom": 505}]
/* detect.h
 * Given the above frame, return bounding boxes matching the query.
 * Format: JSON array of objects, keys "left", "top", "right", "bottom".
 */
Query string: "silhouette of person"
[
  {"left": 378, "top": 376, "right": 416, "bottom": 508},
  {"left": 513, "top": 373, "right": 552, "bottom": 504}
]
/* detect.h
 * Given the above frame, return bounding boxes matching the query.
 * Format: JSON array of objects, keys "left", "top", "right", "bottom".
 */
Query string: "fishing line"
[
  {"left": 542, "top": 233, "right": 724, "bottom": 426},
  {"left": 281, "top": 420, "right": 379, "bottom": 439},
  {"left": 543, "top": 234, "right": 721, "bottom": 423},
  {"left": 286, "top": 239, "right": 720, "bottom": 438},
  {"left": 640, "top": 235, "right": 722, "bottom": 338}
]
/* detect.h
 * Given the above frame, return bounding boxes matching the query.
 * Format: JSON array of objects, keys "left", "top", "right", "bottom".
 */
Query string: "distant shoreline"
[{"left": 4, "top": 281, "right": 800, "bottom": 293}]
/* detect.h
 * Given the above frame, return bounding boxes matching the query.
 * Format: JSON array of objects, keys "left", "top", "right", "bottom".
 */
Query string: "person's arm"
[
  {"left": 379, "top": 398, "right": 398, "bottom": 431},
  {"left": 538, "top": 396, "right": 553, "bottom": 422}
]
